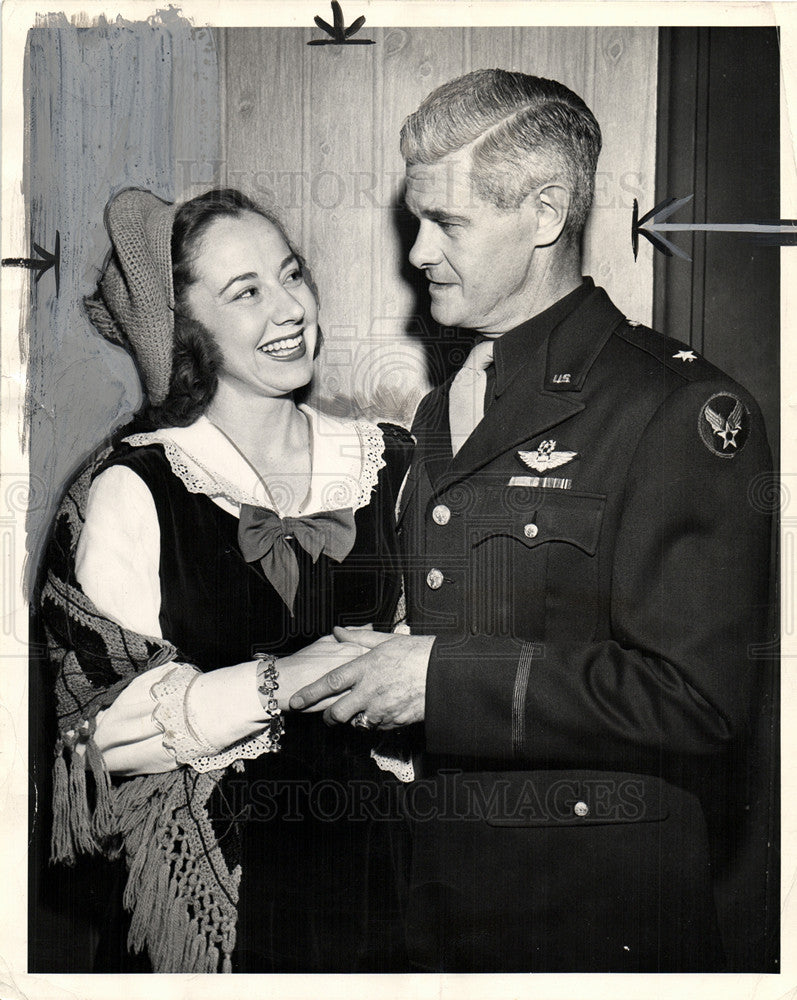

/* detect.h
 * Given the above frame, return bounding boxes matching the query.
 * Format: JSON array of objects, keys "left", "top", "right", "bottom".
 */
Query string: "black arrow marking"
[
  {"left": 633, "top": 196, "right": 797, "bottom": 261},
  {"left": 308, "top": 1, "right": 374, "bottom": 45},
  {"left": 2, "top": 231, "right": 61, "bottom": 295}
]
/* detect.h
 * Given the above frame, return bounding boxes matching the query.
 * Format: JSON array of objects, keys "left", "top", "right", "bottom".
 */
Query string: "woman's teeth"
[{"left": 259, "top": 333, "right": 303, "bottom": 355}]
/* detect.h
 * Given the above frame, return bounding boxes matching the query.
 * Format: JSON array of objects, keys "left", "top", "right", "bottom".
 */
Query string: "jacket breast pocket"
[{"left": 469, "top": 489, "right": 606, "bottom": 641}]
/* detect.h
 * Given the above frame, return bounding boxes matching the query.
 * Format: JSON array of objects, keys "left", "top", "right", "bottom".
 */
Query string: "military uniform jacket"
[{"left": 399, "top": 279, "right": 772, "bottom": 973}]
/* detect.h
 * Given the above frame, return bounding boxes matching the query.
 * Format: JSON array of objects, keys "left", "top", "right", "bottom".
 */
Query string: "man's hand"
[
  {"left": 289, "top": 629, "right": 436, "bottom": 728},
  {"left": 275, "top": 634, "right": 369, "bottom": 712}
]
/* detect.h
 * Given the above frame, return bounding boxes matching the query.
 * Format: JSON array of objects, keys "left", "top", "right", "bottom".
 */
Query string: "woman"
[{"left": 41, "top": 187, "right": 413, "bottom": 973}]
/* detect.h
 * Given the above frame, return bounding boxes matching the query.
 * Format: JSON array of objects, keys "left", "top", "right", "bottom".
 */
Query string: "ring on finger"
[{"left": 351, "top": 711, "right": 377, "bottom": 730}]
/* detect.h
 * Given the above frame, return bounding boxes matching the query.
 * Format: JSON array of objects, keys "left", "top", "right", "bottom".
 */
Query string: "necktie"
[
  {"left": 448, "top": 338, "right": 495, "bottom": 456},
  {"left": 238, "top": 505, "right": 357, "bottom": 614}
]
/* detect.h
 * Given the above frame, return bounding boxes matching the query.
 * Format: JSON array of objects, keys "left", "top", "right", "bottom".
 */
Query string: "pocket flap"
[{"left": 474, "top": 490, "right": 606, "bottom": 556}]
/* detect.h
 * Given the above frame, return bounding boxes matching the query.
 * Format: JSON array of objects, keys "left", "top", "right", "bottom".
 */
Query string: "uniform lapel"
[
  {"left": 398, "top": 285, "right": 626, "bottom": 511},
  {"left": 447, "top": 349, "right": 581, "bottom": 484},
  {"left": 441, "top": 286, "right": 625, "bottom": 494},
  {"left": 396, "top": 382, "right": 452, "bottom": 526}
]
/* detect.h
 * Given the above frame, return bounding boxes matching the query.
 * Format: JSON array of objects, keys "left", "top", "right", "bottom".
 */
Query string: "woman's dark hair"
[{"left": 143, "top": 188, "right": 320, "bottom": 429}]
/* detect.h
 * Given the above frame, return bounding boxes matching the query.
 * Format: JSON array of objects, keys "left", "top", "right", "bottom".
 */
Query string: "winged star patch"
[
  {"left": 698, "top": 392, "right": 750, "bottom": 458},
  {"left": 518, "top": 440, "right": 578, "bottom": 473}
]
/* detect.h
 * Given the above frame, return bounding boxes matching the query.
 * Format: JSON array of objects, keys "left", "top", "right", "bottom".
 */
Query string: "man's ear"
[{"left": 529, "top": 182, "right": 571, "bottom": 247}]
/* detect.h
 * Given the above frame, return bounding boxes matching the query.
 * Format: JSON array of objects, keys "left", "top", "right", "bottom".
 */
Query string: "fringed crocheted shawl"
[{"left": 40, "top": 445, "right": 239, "bottom": 973}]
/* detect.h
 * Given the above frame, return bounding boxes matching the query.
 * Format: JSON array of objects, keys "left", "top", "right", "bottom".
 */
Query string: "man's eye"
[{"left": 439, "top": 222, "right": 457, "bottom": 234}]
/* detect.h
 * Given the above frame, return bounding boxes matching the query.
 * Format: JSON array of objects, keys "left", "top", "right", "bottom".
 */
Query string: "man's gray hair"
[{"left": 400, "top": 69, "right": 602, "bottom": 241}]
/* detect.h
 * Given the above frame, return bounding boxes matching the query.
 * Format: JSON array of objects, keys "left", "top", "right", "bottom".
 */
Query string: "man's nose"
[{"left": 409, "top": 220, "right": 443, "bottom": 271}]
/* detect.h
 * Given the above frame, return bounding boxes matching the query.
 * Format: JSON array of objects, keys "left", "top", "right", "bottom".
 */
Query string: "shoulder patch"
[{"left": 698, "top": 392, "right": 750, "bottom": 458}]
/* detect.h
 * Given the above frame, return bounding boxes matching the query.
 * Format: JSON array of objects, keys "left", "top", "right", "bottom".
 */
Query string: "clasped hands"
[{"left": 277, "top": 628, "right": 435, "bottom": 728}]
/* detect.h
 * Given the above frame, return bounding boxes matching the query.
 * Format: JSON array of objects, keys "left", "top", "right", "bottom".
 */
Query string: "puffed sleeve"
[
  {"left": 75, "top": 465, "right": 271, "bottom": 775},
  {"left": 75, "top": 465, "right": 179, "bottom": 772},
  {"left": 76, "top": 464, "right": 163, "bottom": 636}
]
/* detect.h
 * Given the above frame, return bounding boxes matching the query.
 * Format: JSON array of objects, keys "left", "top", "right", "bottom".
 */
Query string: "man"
[{"left": 291, "top": 70, "right": 773, "bottom": 972}]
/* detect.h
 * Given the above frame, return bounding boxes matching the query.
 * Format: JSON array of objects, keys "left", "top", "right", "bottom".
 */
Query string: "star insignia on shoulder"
[
  {"left": 673, "top": 349, "right": 697, "bottom": 362},
  {"left": 705, "top": 399, "right": 743, "bottom": 449},
  {"left": 518, "top": 440, "right": 578, "bottom": 473},
  {"left": 698, "top": 392, "right": 750, "bottom": 458}
]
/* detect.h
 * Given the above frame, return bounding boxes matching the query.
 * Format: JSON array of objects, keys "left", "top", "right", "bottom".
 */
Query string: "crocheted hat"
[{"left": 85, "top": 189, "right": 177, "bottom": 405}]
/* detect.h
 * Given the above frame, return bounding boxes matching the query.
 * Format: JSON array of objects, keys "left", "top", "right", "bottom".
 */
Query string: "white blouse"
[{"left": 76, "top": 406, "right": 388, "bottom": 776}]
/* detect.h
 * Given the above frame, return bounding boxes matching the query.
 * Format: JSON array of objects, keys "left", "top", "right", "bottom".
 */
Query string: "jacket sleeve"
[{"left": 424, "top": 378, "right": 773, "bottom": 768}]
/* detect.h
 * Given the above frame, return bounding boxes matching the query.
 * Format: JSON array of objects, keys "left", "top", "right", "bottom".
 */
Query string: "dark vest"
[{"left": 98, "top": 423, "right": 412, "bottom": 669}]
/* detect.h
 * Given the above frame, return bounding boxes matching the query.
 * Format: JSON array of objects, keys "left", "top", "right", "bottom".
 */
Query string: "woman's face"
[{"left": 183, "top": 211, "right": 319, "bottom": 399}]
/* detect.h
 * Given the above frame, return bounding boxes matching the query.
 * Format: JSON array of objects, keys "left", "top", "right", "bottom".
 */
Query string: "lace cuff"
[
  {"left": 151, "top": 663, "right": 282, "bottom": 773},
  {"left": 371, "top": 736, "right": 415, "bottom": 783},
  {"left": 185, "top": 731, "right": 284, "bottom": 773}
]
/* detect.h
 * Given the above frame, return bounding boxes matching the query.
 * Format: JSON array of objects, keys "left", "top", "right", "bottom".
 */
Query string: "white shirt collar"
[{"left": 123, "top": 404, "right": 386, "bottom": 517}]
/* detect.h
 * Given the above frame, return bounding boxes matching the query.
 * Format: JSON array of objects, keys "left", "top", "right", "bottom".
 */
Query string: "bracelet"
[{"left": 255, "top": 652, "right": 284, "bottom": 752}]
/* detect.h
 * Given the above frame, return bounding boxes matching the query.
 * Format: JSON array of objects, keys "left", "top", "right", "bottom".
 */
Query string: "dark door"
[{"left": 655, "top": 27, "right": 780, "bottom": 973}]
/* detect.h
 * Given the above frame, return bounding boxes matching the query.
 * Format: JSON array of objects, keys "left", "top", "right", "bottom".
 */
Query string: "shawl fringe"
[{"left": 43, "top": 448, "right": 240, "bottom": 972}]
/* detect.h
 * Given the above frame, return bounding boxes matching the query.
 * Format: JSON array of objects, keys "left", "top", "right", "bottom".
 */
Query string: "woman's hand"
[{"left": 276, "top": 634, "right": 370, "bottom": 712}]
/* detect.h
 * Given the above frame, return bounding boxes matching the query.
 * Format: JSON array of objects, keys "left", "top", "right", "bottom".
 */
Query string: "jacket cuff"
[{"left": 424, "top": 635, "right": 524, "bottom": 759}]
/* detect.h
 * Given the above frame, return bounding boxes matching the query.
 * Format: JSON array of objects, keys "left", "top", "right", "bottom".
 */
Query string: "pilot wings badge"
[
  {"left": 699, "top": 392, "right": 750, "bottom": 458},
  {"left": 518, "top": 439, "right": 578, "bottom": 473}
]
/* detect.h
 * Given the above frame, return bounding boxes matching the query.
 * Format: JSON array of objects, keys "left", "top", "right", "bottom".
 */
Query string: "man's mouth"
[{"left": 257, "top": 331, "right": 306, "bottom": 359}]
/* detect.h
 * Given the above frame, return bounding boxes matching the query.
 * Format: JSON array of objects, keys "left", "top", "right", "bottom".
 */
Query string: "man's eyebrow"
[
  {"left": 425, "top": 209, "right": 469, "bottom": 225},
  {"left": 402, "top": 201, "right": 469, "bottom": 225}
]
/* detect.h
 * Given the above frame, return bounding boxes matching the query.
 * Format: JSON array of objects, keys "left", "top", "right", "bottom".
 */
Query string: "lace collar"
[{"left": 123, "top": 405, "right": 386, "bottom": 516}]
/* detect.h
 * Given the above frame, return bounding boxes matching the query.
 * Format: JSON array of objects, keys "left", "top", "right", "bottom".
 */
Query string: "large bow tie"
[{"left": 238, "top": 505, "right": 357, "bottom": 614}]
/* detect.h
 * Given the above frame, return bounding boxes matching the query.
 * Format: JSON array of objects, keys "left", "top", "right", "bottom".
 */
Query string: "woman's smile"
[{"left": 257, "top": 329, "right": 307, "bottom": 361}]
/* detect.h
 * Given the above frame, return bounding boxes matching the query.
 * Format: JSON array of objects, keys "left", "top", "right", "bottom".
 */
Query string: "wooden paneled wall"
[
  {"left": 23, "top": 17, "right": 221, "bottom": 586},
  {"left": 221, "top": 27, "right": 658, "bottom": 424}
]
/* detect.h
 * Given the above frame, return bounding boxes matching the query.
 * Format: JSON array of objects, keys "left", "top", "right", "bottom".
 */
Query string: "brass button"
[
  {"left": 432, "top": 504, "right": 451, "bottom": 526},
  {"left": 426, "top": 568, "right": 444, "bottom": 590},
  {"left": 524, "top": 523, "right": 539, "bottom": 539},
  {"left": 574, "top": 801, "right": 589, "bottom": 818}
]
